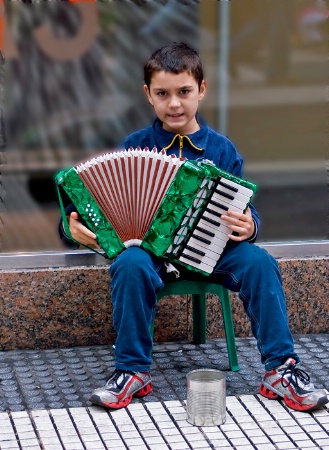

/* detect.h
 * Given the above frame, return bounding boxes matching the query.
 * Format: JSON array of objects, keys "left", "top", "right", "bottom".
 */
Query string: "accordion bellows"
[
  {"left": 75, "top": 147, "right": 184, "bottom": 246},
  {"left": 56, "top": 147, "right": 257, "bottom": 275}
]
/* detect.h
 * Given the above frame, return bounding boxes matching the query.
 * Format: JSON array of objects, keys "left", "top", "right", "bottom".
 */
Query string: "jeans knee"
[
  {"left": 110, "top": 247, "right": 152, "bottom": 277},
  {"left": 245, "top": 246, "right": 280, "bottom": 277},
  {"left": 110, "top": 247, "right": 163, "bottom": 309}
]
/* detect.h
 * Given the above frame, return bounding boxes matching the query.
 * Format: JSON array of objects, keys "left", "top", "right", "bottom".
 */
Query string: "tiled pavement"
[
  {"left": 1, "top": 397, "right": 329, "bottom": 450},
  {"left": 0, "top": 334, "right": 328, "bottom": 449}
]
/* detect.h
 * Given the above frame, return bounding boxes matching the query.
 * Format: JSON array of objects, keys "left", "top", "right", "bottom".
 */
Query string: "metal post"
[{"left": 218, "top": 0, "right": 230, "bottom": 135}]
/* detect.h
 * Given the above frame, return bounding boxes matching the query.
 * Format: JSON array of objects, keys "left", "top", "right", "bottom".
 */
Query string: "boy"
[{"left": 60, "top": 42, "right": 328, "bottom": 412}]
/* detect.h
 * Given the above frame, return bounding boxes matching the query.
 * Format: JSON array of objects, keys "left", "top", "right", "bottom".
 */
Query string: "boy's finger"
[{"left": 70, "top": 211, "right": 80, "bottom": 220}]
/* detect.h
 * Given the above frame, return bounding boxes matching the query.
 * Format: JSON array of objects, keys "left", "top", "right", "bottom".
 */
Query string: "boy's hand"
[
  {"left": 67, "top": 212, "right": 101, "bottom": 249},
  {"left": 221, "top": 207, "right": 255, "bottom": 242}
]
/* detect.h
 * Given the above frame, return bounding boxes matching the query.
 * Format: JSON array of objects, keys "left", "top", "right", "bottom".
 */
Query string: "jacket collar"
[{"left": 153, "top": 116, "right": 208, "bottom": 153}]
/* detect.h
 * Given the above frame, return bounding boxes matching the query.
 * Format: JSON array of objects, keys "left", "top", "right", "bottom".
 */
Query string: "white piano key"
[
  {"left": 211, "top": 191, "right": 248, "bottom": 212},
  {"left": 178, "top": 255, "right": 215, "bottom": 274},
  {"left": 185, "top": 237, "right": 226, "bottom": 261},
  {"left": 190, "top": 230, "right": 229, "bottom": 251},
  {"left": 180, "top": 247, "right": 219, "bottom": 265},
  {"left": 218, "top": 177, "right": 254, "bottom": 198},
  {"left": 215, "top": 184, "right": 251, "bottom": 204},
  {"left": 206, "top": 198, "right": 240, "bottom": 216},
  {"left": 185, "top": 240, "right": 221, "bottom": 261},
  {"left": 201, "top": 211, "right": 232, "bottom": 231}
]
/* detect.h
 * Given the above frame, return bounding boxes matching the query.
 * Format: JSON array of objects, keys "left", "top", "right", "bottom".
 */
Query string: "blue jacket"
[{"left": 124, "top": 116, "right": 260, "bottom": 242}]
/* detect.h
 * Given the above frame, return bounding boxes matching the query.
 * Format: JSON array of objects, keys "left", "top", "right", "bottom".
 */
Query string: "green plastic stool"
[{"left": 156, "top": 280, "right": 240, "bottom": 372}]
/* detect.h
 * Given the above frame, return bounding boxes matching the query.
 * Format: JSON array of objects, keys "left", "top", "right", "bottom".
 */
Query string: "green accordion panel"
[
  {"left": 55, "top": 168, "right": 125, "bottom": 259},
  {"left": 141, "top": 161, "right": 208, "bottom": 256}
]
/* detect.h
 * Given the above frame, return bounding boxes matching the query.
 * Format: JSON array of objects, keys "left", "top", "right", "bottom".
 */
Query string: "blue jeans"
[{"left": 110, "top": 242, "right": 299, "bottom": 372}]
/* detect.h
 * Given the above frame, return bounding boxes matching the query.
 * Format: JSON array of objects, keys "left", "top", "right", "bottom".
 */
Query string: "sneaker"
[
  {"left": 89, "top": 369, "right": 152, "bottom": 409},
  {"left": 260, "top": 358, "right": 328, "bottom": 411}
]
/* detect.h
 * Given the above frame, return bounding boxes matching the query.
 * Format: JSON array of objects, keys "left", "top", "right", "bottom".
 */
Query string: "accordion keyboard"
[{"left": 178, "top": 178, "right": 255, "bottom": 274}]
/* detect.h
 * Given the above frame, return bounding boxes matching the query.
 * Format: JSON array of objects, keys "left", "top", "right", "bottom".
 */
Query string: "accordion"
[{"left": 55, "top": 147, "right": 257, "bottom": 276}]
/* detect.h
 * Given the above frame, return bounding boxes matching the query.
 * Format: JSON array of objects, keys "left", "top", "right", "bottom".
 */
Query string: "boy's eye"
[
  {"left": 157, "top": 91, "right": 167, "bottom": 97},
  {"left": 180, "top": 89, "right": 190, "bottom": 95}
]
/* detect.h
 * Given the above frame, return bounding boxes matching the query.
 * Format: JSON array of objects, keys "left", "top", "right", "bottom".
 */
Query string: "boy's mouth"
[{"left": 168, "top": 113, "right": 184, "bottom": 118}]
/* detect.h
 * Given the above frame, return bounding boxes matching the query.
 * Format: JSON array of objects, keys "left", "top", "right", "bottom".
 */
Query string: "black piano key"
[
  {"left": 195, "top": 225, "right": 215, "bottom": 237},
  {"left": 218, "top": 179, "right": 238, "bottom": 192},
  {"left": 203, "top": 215, "right": 221, "bottom": 227},
  {"left": 214, "top": 188, "right": 234, "bottom": 201},
  {"left": 181, "top": 253, "right": 201, "bottom": 264},
  {"left": 191, "top": 234, "right": 212, "bottom": 245},
  {"left": 205, "top": 207, "right": 224, "bottom": 218},
  {"left": 209, "top": 199, "right": 229, "bottom": 211},
  {"left": 185, "top": 245, "right": 205, "bottom": 257}
]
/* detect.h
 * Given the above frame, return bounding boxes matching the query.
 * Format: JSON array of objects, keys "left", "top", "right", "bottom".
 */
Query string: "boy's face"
[{"left": 144, "top": 70, "right": 206, "bottom": 135}]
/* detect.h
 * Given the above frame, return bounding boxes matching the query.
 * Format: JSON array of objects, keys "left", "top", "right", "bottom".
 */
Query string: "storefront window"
[{"left": 1, "top": 0, "right": 327, "bottom": 252}]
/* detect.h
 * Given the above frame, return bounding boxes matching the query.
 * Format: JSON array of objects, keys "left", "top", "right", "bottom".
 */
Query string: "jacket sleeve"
[
  {"left": 58, "top": 204, "right": 80, "bottom": 249},
  {"left": 247, "top": 203, "right": 260, "bottom": 243}
]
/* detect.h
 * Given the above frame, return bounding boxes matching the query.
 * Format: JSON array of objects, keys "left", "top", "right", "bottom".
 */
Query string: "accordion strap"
[{"left": 56, "top": 184, "right": 108, "bottom": 259}]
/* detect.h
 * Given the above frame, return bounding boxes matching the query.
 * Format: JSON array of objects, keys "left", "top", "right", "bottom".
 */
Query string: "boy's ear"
[
  {"left": 198, "top": 80, "right": 207, "bottom": 101},
  {"left": 143, "top": 84, "right": 153, "bottom": 106}
]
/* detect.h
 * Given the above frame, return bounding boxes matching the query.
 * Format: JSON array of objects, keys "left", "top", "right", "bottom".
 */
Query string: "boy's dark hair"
[{"left": 144, "top": 42, "right": 204, "bottom": 89}]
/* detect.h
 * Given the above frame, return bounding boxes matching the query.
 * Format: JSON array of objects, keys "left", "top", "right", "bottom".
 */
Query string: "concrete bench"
[{"left": 0, "top": 242, "right": 328, "bottom": 351}]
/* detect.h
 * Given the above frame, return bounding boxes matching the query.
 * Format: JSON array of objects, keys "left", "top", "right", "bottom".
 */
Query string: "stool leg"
[
  {"left": 220, "top": 289, "right": 240, "bottom": 371},
  {"left": 192, "top": 293, "right": 206, "bottom": 344}
]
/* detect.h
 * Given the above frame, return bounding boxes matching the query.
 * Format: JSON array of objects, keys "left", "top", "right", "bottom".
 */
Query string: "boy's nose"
[{"left": 168, "top": 96, "right": 181, "bottom": 108}]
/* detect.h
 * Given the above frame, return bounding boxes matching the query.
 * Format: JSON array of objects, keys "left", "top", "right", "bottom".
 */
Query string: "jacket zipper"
[{"left": 179, "top": 135, "right": 183, "bottom": 158}]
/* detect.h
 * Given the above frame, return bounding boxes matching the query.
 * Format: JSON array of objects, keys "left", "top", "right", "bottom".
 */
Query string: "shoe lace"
[
  {"left": 106, "top": 369, "right": 135, "bottom": 388},
  {"left": 280, "top": 362, "right": 311, "bottom": 389}
]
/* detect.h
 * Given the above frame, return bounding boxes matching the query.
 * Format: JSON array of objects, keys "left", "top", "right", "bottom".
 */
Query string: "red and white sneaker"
[
  {"left": 260, "top": 358, "right": 328, "bottom": 411},
  {"left": 89, "top": 369, "right": 152, "bottom": 409}
]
